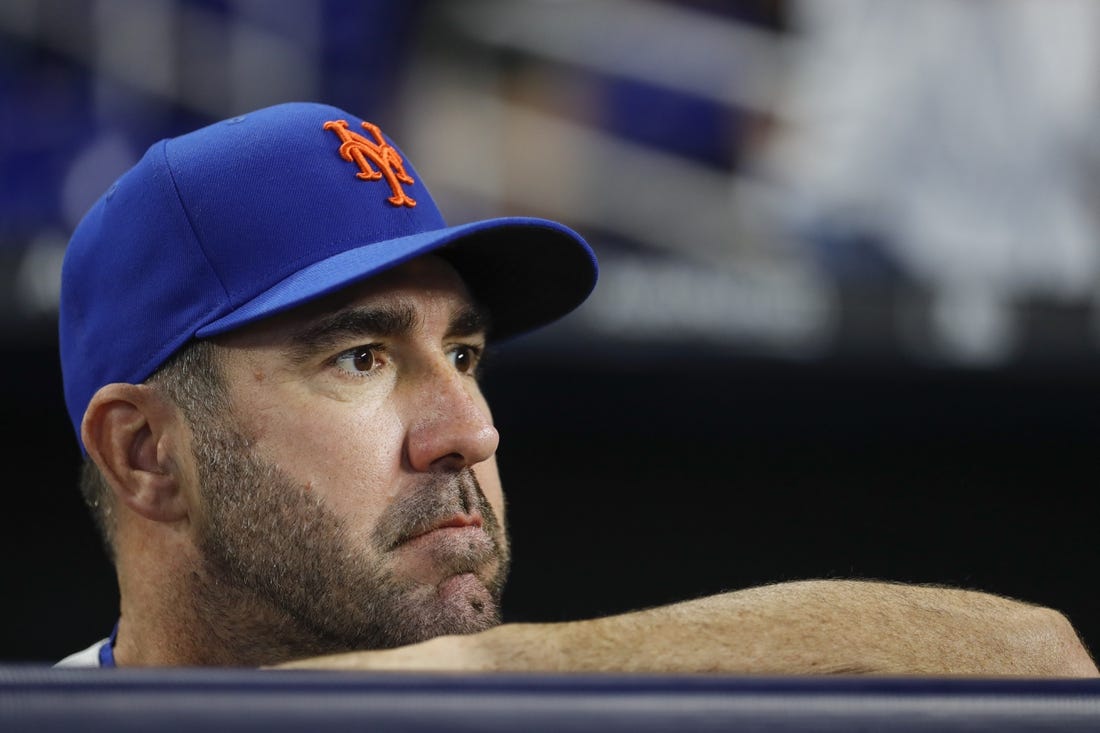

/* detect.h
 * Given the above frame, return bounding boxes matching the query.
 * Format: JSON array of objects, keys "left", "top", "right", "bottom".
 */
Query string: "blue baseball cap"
[{"left": 59, "top": 101, "right": 598, "bottom": 452}]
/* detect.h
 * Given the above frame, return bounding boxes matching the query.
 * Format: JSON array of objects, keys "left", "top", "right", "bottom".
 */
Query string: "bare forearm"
[
  {"left": 555, "top": 580, "right": 1098, "bottom": 676},
  {"left": 275, "top": 580, "right": 1099, "bottom": 677}
]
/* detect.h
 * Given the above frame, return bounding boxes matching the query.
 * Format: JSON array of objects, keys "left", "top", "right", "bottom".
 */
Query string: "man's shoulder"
[{"left": 54, "top": 638, "right": 109, "bottom": 668}]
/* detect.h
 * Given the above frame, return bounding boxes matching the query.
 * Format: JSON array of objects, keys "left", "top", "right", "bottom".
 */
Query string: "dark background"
[{"left": 3, "top": 0, "right": 1100, "bottom": 665}]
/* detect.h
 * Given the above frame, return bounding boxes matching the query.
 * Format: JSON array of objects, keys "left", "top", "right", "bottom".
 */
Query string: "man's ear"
[{"left": 81, "top": 383, "right": 190, "bottom": 523}]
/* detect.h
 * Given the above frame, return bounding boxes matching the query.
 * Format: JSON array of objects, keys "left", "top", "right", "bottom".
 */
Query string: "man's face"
[{"left": 186, "top": 254, "right": 510, "bottom": 656}]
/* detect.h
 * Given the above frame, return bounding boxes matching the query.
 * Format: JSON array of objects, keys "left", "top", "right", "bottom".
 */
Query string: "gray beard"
[{"left": 187, "top": 414, "right": 510, "bottom": 665}]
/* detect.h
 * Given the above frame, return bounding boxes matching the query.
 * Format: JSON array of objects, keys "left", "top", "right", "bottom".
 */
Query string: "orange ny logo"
[{"left": 323, "top": 119, "right": 417, "bottom": 207}]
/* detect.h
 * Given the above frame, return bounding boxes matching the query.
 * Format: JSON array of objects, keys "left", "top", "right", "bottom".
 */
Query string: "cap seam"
[
  {"left": 161, "top": 138, "right": 233, "bottom": 307},
  {"left": 130, "top": 140, "right": 230, "bottom": 377}
]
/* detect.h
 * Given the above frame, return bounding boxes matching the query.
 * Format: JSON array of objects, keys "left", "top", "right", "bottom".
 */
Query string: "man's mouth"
[
  {"left": 432, "top": 514, "right": 483, "bottom": 532},
  {"left": 399, "top": 513, "right": 485, "bottom": 546},
  {"left": 390, "top": 511, "right": 498, "bottom": 584}
]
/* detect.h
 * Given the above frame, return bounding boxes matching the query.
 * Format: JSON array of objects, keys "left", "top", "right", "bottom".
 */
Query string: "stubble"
[{"left": 187, "top": 413, "right": 511, "bottom": 664}]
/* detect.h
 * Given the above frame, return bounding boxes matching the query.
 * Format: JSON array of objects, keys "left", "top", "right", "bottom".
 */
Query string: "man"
[{"left": 55, "top": 102, "right": 1097, "bottom": 675}]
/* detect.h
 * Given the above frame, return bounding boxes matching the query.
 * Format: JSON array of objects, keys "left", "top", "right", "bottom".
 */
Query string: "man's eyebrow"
[
  {"left": 447, "top": 304, "right": 492, "bottom": 339},
  {"left": 286, "top": 304, "right": 418, "bottom": 362},
  {"left": 283, "top": 301, "right": 492, "bottom": 363}
]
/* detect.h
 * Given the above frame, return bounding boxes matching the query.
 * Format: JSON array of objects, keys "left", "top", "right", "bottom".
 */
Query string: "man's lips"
[{"left": 400, "top": 514, "right": 484, "bottom": 545}]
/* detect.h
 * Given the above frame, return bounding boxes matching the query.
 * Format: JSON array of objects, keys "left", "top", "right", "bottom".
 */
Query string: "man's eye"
[
  {"left": 451, "top": 344, "right": 481, "bottom": 375},
  {"left": 334, "top": 345, "right": 381, "bottom": 375}
]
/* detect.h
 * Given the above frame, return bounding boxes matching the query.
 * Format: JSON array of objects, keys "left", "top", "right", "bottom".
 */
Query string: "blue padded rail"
[{"left": 2, "top": 665, "right": 1100, "bottom": 732}]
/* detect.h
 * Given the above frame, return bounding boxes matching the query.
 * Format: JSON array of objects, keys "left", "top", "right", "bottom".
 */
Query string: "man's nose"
[{"left": 404, "top": 367, "right": 500, "bottom": 473}]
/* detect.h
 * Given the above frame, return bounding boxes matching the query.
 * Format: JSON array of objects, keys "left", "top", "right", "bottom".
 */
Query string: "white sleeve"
[{"left": 53, "top": 639, "right": 108, "bottom": 668}]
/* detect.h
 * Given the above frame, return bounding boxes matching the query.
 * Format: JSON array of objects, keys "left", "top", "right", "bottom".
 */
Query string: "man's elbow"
[{"left": 1016, "top": 605, "right": 1098, "bottom": 677}]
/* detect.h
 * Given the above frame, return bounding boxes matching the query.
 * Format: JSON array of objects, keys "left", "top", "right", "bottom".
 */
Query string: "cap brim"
[{"left": 195, "top": 216, "right": 598, "bottom": 342}]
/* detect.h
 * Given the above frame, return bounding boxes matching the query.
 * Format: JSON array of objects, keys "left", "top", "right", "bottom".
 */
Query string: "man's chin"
[
  {"left": 383, "top": 572, "right": 501, "bottom": 644},
  {"left": 437, "top": 572, "right": 501, "bottom": 627}
]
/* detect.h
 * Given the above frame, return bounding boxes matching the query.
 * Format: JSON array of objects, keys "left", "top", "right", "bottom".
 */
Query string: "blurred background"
[{"left": 3, "top": 0, "right": 1100, "bottom": 664}]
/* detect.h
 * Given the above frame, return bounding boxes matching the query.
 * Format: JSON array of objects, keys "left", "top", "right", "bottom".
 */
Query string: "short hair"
[{"left": 78, "top": 339, "right": 226, "bottom": 564}]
